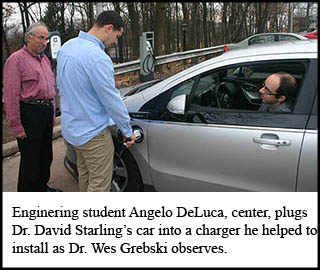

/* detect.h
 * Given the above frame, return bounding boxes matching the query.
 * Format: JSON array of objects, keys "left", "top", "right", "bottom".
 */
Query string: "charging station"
[
  {"left": 139, "top": 32, "right": 155, "bottom": 83},
  {"left": 44, "top": 31, "right": 62, "bottom": 116},
  {"left": 44, "top": 31, "right": 61, "bottom": 60}
]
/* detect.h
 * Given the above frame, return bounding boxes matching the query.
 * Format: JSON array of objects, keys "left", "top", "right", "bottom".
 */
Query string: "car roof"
[
  {"left": 231, "top": 32, "right": 308, "bottom": 48},
  {"left": 242, "top": 32, "right": 307, "bottom": 42},
  {"left": 225, "top": 39, "right": 317, "bottom": 56},
  {"left": 249, "top": 32, "right": 305, "bottom": 36},
  {"left": 184, "top": 40, "right": 317, "bottom": 77}
]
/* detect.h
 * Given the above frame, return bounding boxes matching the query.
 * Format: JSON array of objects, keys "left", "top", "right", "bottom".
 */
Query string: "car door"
[
  {"left": 144, "top": 59, "right": 316, "bottom": 191},
  {"left": 147, "top": 115, "right": 306, "bottom": 191}
]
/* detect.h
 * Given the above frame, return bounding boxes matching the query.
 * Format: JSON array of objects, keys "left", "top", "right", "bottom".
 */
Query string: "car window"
[
  {"left": 140, "top": 60, "right": 309, "bottom": 122},
  {"left": 192, "top": 73, "right": 220, "bottom": 107},
  {"left": 189, "top": 60, "right": 308, "bottom": 112},
  {"left": 140, "top": 78, "right": 196, "bottom": 120},
  {"left": 278, "top": 35, "right": 300, "bottom": 41},
  {"left": 231, "top": 67, "right": 253, "bottom": 78},
  {"left": 169, "top": 78, "right": 195, "bottom": 101},
  {"left": 249, "top": 35, "right": 275, "bottom": 45}
]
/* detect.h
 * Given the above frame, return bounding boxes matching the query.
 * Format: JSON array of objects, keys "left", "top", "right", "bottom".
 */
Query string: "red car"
[{"left": 304, "top": 31, "right": 318, "bottom": 39}]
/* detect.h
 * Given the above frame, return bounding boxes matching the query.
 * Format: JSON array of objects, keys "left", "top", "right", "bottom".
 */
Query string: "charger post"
[
  {"left": 139, "top": 32, "right": 155, "bottom": 83},
  {"left": 44, "top": 31, "right": 62, "bottom": 116}
]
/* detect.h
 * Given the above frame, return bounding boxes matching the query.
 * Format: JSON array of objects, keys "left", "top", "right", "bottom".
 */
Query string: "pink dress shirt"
[{"left": 3, "top": 45, "right": 56, "bottom": 137}]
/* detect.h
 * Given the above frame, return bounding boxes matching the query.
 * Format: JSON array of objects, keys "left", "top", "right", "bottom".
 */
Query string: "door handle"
[{"left": 253, "top": 137, "right": 291, "bottom": 146}]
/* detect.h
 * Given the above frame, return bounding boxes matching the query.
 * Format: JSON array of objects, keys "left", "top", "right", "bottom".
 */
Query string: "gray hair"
[{"left": 24, "top": 22, "right": 48, "bottom": 43}]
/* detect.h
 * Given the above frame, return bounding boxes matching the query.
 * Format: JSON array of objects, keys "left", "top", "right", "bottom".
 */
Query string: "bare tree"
[
  {"left": 231, "top": 3, "right": 251, "bottom": 42},
  {"left": 202, "top": 2, "right": 208, "bottom": 48},
  {"left": 113, "top": 2, "right": 124, "bottom": 63},
  {"left": 141, "top": 3, "right": 150, "bottom": 32},
  {"left": 191, "top": 3, "right": 200, "bottom": 49},
  {"left": 305, "top": 2, "right": 311, "bottom": 29},
  {"left": 74, "top": 2, "right": 89, "bottom": 31},
  {"left": 2, "top": 4, "right": 16, "bottom": 58},
  {"left": 181, "top": 2, "right": 189, "bottom": 50},
  {"left": 255, "top": 2, "right": 270, "bottom": 33},
  {"left": 154, "top": 2, "right": 166, "bottom": 56},
  {"left": 221, "top": 3, "right": 228, "bottom": 43},
  {"left": 175, "top": 3, "right": 180, "bottom": 51},
  {"left": 18, "top": 2, "right": 29, "bottom": 33},
  {"left": 208, "top": 3, "right": 217, "bottom": 46},
  {"left": 67, "top": 3, "right": 76, "bottom": 38},
  {"left": 38, "top": 2, "right": 43, "bottom": 20},
  {"left": 164, "top": 3, "right": 172, "bottom": 54},
  {"left": 127, "top": 2, "right": 140, "bottom": 60},
  {"left": 88, "top": 2, "right": 94, "bottom": 29}
]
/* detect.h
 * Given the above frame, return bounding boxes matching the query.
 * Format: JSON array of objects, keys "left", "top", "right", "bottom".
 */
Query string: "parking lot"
[{"left": 2, "top": 136, "right": 79, "bottom": 192}]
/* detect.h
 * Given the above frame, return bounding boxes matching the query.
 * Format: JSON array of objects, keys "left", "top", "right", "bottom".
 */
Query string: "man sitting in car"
[{"left": 259, "top": 72, "right": 297, "bottom": 113}]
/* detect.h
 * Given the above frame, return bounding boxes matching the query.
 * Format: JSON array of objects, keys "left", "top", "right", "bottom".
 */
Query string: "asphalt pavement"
[{"left": 2, "top": 136, "right": 79, "bottom": 192}]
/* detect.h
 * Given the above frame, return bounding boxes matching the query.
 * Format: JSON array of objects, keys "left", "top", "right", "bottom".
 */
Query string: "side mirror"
[{"left": 167, "top": 94, "right": 186, "bottom": 115}]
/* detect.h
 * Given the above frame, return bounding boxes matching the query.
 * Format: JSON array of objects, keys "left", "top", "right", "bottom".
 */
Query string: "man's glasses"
[
  {"left": 30, "top": 34, "right": 50, "bottom": 43},
  {"left": 261, "top": 83, "right": 278, "bottom": 96}
]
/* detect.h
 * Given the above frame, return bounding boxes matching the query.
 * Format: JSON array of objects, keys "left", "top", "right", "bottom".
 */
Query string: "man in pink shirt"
[{"left": 3, "top": 22, "right": 61, "bottom": 192}]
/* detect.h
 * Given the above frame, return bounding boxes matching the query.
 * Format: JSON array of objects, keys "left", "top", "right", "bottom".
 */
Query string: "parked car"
[
  {"left": 304, "top": 30, "right": 318, "bottom": 39},
  {"left": 64, "top": 40, "right": 317, "bottom": 192},
  {"left": 224, "top": 32, "right": 308, "bottom": 51}
]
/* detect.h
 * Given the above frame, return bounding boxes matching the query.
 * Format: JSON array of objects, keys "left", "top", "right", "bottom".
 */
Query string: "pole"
[
  {"left": 289, "top": 3, "right": 293, "bottom": 32},
  {"left": 181, "top": 23, "right": 187, "bottom": 51}
]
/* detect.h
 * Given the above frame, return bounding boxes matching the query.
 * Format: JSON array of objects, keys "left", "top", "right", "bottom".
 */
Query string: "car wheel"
[{"left": 112, "top": 142, "right": 144, "bottom": 192}]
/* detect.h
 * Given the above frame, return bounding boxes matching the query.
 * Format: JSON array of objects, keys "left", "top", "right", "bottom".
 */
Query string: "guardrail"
[{"left": 114, "top": 44, "right": 226, "bottom": 76}]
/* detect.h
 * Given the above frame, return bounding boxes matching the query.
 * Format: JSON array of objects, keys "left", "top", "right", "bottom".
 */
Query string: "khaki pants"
[{"left": 74, "top": 128, "right": 114, "bottom": 192}]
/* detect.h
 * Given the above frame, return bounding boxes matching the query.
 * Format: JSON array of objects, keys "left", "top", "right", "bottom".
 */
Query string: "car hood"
[
  {"left": 119, "top": 79, "right": 163, "bottom": 112},
  {"left": 119, "top": 79, "right": 162, "bottom": 98}
]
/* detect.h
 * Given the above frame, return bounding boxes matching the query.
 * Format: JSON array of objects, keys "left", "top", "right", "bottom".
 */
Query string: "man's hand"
[
  {"left": 16, "top": 132, "right": 27, "bottom": 140},
  {"left": 123, "top": 133, "right": 135, "bottom": 148}
]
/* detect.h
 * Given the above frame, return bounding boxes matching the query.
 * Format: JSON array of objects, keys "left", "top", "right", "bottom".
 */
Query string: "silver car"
[
  {"left": 64, "top": 40, "right": 317, "bottom": 192},
  {"left": 224, "top": 32, "right": 308, "bottom": 51}
]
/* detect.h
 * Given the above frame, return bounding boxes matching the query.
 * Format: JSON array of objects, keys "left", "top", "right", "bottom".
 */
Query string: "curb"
[{"left": 2, "top": 117, "right": 62, "bottom": 158}]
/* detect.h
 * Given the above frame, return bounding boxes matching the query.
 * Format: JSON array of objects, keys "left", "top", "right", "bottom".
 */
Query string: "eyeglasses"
[
  {"left": 30, "top": 34, "right": 50, "bottom": 43},
  {"left": 261, "top": 83, "right": 278, "bottom": 96}
]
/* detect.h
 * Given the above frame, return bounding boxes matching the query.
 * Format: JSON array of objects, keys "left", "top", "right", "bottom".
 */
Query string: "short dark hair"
[
  {"left": 276, "top": 72, "right": 297, "bottom": 101},
  {"left": 95, "top": 10, "right": 124, "bottom": 31}
]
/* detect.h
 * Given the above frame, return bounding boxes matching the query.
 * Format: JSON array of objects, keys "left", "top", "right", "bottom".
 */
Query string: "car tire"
[{"left": 113, "top": 141, "right": 144, "bottom": 192}]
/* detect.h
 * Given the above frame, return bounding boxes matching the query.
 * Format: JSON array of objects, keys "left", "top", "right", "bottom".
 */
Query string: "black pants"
[{"left": 17, "top": 102, "right": 54, "bottom": 192}]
